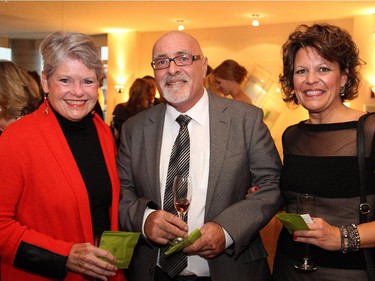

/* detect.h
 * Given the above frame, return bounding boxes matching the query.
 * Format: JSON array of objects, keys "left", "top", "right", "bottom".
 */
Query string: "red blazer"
[{"left": 0, "top": 103, "right": 125, "bottom": 281}]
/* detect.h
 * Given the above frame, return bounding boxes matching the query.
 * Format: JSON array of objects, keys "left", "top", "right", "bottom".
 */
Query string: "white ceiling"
[{"left": 1, "top": 1, "right": 375, "bottom": 39}]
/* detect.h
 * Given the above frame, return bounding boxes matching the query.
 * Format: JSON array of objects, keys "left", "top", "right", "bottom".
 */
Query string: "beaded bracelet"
[{"left": 340, "top": 224, "right": 360, "bottom": 254}]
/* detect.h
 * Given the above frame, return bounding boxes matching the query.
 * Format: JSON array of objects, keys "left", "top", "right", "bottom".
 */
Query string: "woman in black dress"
[{"left": 272, "top": 23, "right": 375, "bottom": 281}]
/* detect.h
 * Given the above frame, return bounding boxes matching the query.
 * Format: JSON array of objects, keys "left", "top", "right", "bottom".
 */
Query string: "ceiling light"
[
  {"left": 251, "top": 14, "right": 260, "bottom": 27},
  {"left": 177, "top": 20, "right": 185, "bottom": 31}
]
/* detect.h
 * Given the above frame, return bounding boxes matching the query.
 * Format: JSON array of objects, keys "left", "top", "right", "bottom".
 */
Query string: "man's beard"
[{"left": 161, "top": 75, "right": 191, "bottom": 104}]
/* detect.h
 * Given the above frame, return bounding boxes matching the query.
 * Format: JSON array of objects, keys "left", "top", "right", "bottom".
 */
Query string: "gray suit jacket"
[{"left": 118, "top": 92, "right": 282, "bottom": 281}]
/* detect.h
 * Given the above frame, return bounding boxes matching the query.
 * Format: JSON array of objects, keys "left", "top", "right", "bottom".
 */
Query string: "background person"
[
  {"left": 118, "top": 31, "right": 281, "bottom": 281},
  {"left": 94, "top": 76, "right": 106, "bottom": 120},
  {"left": 211, "top": 59, "right": 252, "bottom": 105},
  {"left": 143, "top": 75, "right": 163, "bottom": 106},
  {"left": 0, "top": 60, "right": 41, "bottom": 132},
  {"left": 111, "top": 78, "right": 151, "bottom": 147},
  {"left": 27, "top": 69, "right": 45, "bottom": 105},
  {"left": 272, "top": 23, "right": 375, "bottom": 281},
  {"left": 204, "top": 65, "right": 223, "bottom": 97},
  {"left": 0, "top": 31, "right": 125, "bottom": 281}
]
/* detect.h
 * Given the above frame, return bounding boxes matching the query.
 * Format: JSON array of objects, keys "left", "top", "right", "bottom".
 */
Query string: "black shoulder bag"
[{"left": 357, "top": 113, "right": 375, "bottom": 281}]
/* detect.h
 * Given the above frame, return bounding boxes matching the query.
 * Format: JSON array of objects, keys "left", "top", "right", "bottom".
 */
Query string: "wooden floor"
[{"left": 260, "top": 216, "right": 283, "bottom": 271}]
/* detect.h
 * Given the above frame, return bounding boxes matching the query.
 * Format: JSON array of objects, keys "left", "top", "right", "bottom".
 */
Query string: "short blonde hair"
[{"left": 40, "top": 31, "right": 104, "bottom": 81}]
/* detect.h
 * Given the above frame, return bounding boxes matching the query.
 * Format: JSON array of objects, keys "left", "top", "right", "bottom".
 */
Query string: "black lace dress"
[{"left": 272, "top": 114, "right": 375, "bottom": 281}]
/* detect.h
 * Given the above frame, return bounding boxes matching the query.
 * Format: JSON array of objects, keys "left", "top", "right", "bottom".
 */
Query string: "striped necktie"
[{"left": 160, "top": 114, "right": 191, "bottom": 278}]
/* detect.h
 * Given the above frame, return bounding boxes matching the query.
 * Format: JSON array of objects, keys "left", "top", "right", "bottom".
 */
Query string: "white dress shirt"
[
  {"left": 143, "top": 90, "right": 233, "bottom": 276},
  {"left": 160, "top": 90, "right": 210, "bottom": 276}
]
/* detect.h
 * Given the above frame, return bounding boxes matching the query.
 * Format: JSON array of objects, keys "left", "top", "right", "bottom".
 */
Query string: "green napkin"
[
  {"left": 275, "top": 213, "right": 310, "bottom": 234},
  {"left": 165, "top": 228, "right": 202, "bottom": 255},
  {"left": 99, "top": 231, "right": 140, "bottom": 269}
]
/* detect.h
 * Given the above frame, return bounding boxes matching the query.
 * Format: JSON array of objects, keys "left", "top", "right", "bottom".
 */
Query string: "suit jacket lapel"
[
  {"left": 143, "top": 96, "right": 232, "bottom": 215},
  {"left": 205, "top": 93, "right": 231, "bottom": 217},
  {"left": 143, "top": 104, "right": 166, "bottom": 207}
]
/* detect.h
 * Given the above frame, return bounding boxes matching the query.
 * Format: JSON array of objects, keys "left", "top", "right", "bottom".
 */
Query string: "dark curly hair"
[{"left": 279, "top": 23, "right": 364, "bottom": 105}]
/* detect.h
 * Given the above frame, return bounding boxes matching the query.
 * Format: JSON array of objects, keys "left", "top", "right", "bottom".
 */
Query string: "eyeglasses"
[{"left": 151, "top": 54, "right": 203, "bottom": 70}]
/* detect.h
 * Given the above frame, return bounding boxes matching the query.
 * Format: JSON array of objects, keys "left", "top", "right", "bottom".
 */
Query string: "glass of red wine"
[{"left": 171, "top": 175, "right": 192, "bottom": 245}]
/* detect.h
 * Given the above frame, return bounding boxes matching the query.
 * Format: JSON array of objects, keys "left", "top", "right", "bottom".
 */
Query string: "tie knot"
[{"left": 176, "top": 115, "right": 192, "bottom": 127}]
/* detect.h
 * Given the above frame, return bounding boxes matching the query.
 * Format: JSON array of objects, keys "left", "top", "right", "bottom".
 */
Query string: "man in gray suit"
[{"left": 118, "top": 31, "right": 282, "bottom": 281}]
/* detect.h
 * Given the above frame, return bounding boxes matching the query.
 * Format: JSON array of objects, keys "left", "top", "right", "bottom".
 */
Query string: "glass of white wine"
[
  {"left": 171, "top": 175, "right": 192, "bottom": 245},
  {"left": 293, "top": 193, "right": 318, "bottom": 271}
]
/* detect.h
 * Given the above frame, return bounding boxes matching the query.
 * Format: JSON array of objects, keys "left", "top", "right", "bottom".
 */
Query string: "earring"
[
  {"left": 43, "top": 94, "right": 49, "bottom": 115},
  {"left": 340, "top": 86, "right": 345, "bottom": 97}
]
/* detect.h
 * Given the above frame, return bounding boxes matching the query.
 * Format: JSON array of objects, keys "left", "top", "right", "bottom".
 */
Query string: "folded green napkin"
[
  {"left": 165, "top": 228, "right": 202, "bottom": 255},
  {"left": 99, "top": 231, "right": 140, "bottom": 269},
  {"left": 275, "top": 213, "right": 310, "bottom": 234}
]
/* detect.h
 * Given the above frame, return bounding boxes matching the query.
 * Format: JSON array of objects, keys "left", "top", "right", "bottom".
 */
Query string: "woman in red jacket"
[{"left": 0, "top": 31, "right": 125, "bottom": 281}]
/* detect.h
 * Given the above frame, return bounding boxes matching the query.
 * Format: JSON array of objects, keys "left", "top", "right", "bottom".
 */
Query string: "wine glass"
[
  {"left": 171, "top": 175, "right": 192, "bottom": 245},
  {"left": 293, "top": 193, "right": 318, "bottom": 271}
]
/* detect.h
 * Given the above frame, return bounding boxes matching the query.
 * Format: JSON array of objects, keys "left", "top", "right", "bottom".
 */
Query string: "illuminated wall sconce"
[
  {"left": 251, "top": 14, "right": 260, "bottom": 27},
  {"left": 177, "top": 20, "right": 185, "bottom": 31},
  {"left": 371, "top": 86, "right": 375, "bottom": 98},
  {"left": 115, "top": 84, "right": 124, "bottom": 94}
]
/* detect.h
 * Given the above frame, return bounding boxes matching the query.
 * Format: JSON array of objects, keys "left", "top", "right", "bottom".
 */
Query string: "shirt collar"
[{"left": 165, "top": 89, "right": 209, "bottom": 126}]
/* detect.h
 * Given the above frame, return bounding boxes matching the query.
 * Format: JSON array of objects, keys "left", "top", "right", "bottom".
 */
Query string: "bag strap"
[
  {"left": 357, "top": 113, "right": 371, "bottom": 223},
  {"left": 356, "top": 112, "right": 375, "bottom": 281}
]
